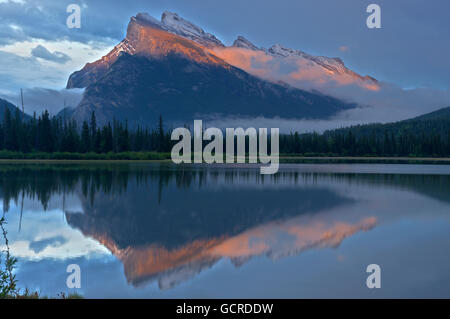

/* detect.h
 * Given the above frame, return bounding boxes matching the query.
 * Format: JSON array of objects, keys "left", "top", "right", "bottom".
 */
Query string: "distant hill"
[
  {"left": 275, "top": 106, "right": 450, "bottom": 157},
  {"left": 56, "top": 106, "right": 76, "bottom": 120},
  {"left": 0, "top": 98, "right": 32, "bottom": 122},
  {"left": 410, "top": 106, "right": 450, "bottom": 121},
  {"left": 326, "top": 106, "right": 450, "bottom": 139}
]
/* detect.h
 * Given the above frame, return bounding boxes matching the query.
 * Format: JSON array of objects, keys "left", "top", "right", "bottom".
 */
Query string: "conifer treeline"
[
  {"left": 279, "top": 129, "right": 450, "bottom": 157},
  {"left": 1, "top": 107, "right": 450, "bottom": 156},
  {"left": 0, "top": 108, "right": 172, "bottom": 153}
]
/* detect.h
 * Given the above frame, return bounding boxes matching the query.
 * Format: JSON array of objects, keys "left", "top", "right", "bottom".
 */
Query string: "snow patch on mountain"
[
  {"left": 232, "top": 36, "right": 259, "bottom": 51},
  {"left": 161, "top": 11, "right": 224, "bottom": 48},
  {"left": 130, "top": 12, "right": 374, "bottom": 84}
]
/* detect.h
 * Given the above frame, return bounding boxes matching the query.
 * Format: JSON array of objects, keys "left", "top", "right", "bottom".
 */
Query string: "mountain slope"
[
  {"left": 67, "top": 12, "right": 361, "bottom": 126},
  {"left": 411, "top": 106, "right": 450, "bottom": 121},
  {"left": 67, "top": 12, "right": 227, "bottom": 89},
  {"left": 68, "top": 12, "right": 377, "bottom": 91},
  {"left": 73, "top": 53, "right": 357, "bottom": 126},
  {"left": 0, "top": 98, "right": 32, "bottom": 122},
  {"left": 325, "top": 106, "right": 450, "bottom": 138}
]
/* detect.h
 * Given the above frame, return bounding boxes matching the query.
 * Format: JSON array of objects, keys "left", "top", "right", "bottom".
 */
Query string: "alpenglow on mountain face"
[{"left": 67, "top": 12, "right": 368, "bottom": 126}]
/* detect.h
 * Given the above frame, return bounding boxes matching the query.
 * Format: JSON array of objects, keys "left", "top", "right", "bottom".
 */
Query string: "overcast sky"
[{"left": 0, "top": 0, "right": 449, "bottom": 115}]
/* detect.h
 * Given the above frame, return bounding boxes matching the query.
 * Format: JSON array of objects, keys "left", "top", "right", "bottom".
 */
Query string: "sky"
[{"left": 0, "top": 0, "right": 449, "bottom": 120}]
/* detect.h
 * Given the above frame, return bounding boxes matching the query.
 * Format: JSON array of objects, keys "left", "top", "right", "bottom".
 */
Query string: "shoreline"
[{"left": 0, "top": 156, "right": 450, "bottom": 165}]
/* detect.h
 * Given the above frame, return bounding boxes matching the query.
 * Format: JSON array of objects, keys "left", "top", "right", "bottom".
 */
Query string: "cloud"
[
  {"left": 29, "top": 236, "right": 68, "bottom": 254},
  {"left": 201, "top": 116, "right": 367, "bottom": 134},
  {"left": 0, "top": 87, "right": 84, "bottom": 115},
  {"left": 213, "top": 47, "right": 379, "bottom": 91},
  {"left": 0, "top": 50, "right": 72, "bottom": 93},
  {"left": 212, "top": 46, "right": 450, "bottom": 126},
  {"left": 200, "top": 82, "right": 450, "bottom": 133},
  {"left": 338, "top": 46, "right": 349, "bottom": 52},
  {"left": 0, "top": 40, "right": 112, "bottom": 93},
  {"left": 31, "top": 44, "right": 71, "bottom": 63},
  {"left": 0, "top": 0, "right": 153, "bottom": 46}
]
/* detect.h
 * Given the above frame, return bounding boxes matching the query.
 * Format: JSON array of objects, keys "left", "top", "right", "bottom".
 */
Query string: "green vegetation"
[
  {"left": 0, "top": 218, "right": 83, "bottom": 299},
  {"left": 279, "top": 108, "right": 450, "bottom": 157},
  {"left": 1, "top": 106, "right": 450, "bottom": 159},
  {"left": 0, "top": 150, "right": 171, "bottom": 160},
  {"left": 0, "top": 218, "right": 18, "bottom": 298},
  {"left": 0, "top": 108, "right": 173, "bottom": 154}
]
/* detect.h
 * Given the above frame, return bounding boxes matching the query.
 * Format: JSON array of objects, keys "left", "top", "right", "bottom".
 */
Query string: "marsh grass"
[
  {"left": 0, "top": 217, "right": 18, "bottom": 298},
  {"left": 1, "top": 218, "right": 83, "bottom": 299}
]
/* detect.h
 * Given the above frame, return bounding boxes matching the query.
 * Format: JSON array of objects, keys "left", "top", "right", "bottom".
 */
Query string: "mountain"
[
  {"left": 55, "top": 106, "right": 75, "bottom": 120},
  {"left": 68, "top": 12, "right": 377, "bottom": 91},
  {"left": 411, "top": 106, "right": 450, "bottom": 121},
  {"left": 72, "top": 53, "right": 358, "bottom": 127},
  {"left": 230, "top": 36, "right": 378, "bottom": 86},
  {"left": 0, "top": 98, "right": 32, "bottom": 122},
  {"left": 68, "top": 12, "right": 358, "bottom": 126},
  {"left": 325, "top": 106, "right": 450, "bottom": 138},
  {"left": 266, "top": 44, "right": 377, "bottom": 84},
  {"left": 67, "top": 12, "right": 227, "bottom": 89},
  {"left": 232, "top": 35, "right": 260, "bottom": 51}
]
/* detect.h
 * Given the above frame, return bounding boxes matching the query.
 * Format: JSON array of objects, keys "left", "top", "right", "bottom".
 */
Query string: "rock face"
[
  {"left": 266, "top": 43, "right": 377, "bottom": 83},
  {"left": 66, "top": 12, "right": 226, "bottom": 89},
  {"left": 67, "top": 12, "right": 361, "bottom": 126},
  {"left": 72, "top": 53, "right": 358, "bottom": 127},
  {"left": 232, "top": 36, "right": 260, "bottom": 50}
]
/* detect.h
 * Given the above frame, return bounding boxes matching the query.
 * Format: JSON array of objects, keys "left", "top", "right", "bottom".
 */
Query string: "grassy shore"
[
  {"left": 0, "top": 150, "right": 172, "bottom": 161},
  {"left": 0, "top": 151, "right": 450, "bottom": 164},
  {"left": 279, "top": 156, "right": 450, "bottom": 164}
]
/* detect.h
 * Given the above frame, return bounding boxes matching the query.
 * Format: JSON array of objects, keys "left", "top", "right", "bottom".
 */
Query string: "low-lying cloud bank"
[
  {"left": 2, "top": 46, "right": 449, "bottom": 133},
  {"left": 211, "top": 46, "right": 450, "bottom": 131}
]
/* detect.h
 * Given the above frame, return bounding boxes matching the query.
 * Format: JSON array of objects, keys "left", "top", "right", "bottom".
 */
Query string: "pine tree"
[
  {"left": 158, "top": 114, "right": 165, "bottom": 152},
  {"left": 3, "top": 107, "right": 13, "bottom": 150},
  {"left": 101, "top": 123, "right": 113, "bottom": 153},
  {"left": 90, "top": 111, "right": 97, "bottom": 151},
  {"left": 81, "top": 121, "right": 90, "bottom": 153}
]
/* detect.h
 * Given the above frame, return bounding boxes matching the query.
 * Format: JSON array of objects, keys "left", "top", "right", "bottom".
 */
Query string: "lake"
[{"left": 1, "top": 162, "right": 450, "bottom": 298}]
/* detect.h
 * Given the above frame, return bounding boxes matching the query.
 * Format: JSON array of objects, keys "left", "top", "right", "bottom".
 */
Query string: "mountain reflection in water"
[{"left": 1, "top": 163, "right": 450, "bottom": 293}]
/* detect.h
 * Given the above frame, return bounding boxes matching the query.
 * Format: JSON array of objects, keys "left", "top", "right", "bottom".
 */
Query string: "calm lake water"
[{"left": 1, "top": 163, "right": 450, "bottom": 298}]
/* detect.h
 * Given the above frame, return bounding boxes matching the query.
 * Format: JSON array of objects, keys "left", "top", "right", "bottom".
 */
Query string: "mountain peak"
[
  {"left": 268, "top": 44, "right": 306, "bottom": 58},
  {"left": 134, "top": 12, "right": 162, "bottom": 27},
  {"left": 67, "top": 11, "right": 377, "bottom": 91},
  {"left": 232, "top": 36, "right": 259, "bottom": 51},
  {"left": 160, "top": 11, "right": 224, "bottom": 48}
]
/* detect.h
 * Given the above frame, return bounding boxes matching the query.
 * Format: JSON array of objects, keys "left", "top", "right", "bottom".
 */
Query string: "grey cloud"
[
  {"left": 202, "top": 116, "right": 364, "bottom": 134},
  {"left": 29, "top": 236, "right": 68, "bottom": 254},
  {"left": 0, "top": 23, "right": 28, "bottom": 45},
  {"left": 213, "top": 46, "right": 450, "bottom": 125},
  {"left": 0, "top": 87, "right": 84, "bottom": 115},
  {"left": 31, "top": 44, "right": 71, "bottom": 63},
  {"left": 0, "top": 50, "right": 66, "bottom": 91},
  {"left": 0, "top": 0, "right": 122, "bottom": 45},
  {"left": 201, "top": 81, "right": 450, "bottom": 134}
]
